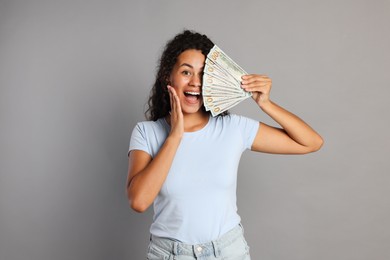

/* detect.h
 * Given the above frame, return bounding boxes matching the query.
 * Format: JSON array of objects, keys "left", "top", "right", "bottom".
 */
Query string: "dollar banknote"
[{"left": 202, "top": 45, "right": 252, "bottom": 116}]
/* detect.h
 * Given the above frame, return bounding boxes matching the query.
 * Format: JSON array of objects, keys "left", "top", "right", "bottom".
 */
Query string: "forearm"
[
  {"left": 128, "top": 135, "right": 181, "bottom": 212},
  {"left": 260, "top": 100, "right": 323, "bottom": 151}
]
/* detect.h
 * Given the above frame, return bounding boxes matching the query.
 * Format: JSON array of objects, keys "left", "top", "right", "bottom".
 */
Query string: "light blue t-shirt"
[{"left": 129, "top": 114, "right": 259, "bottom": 244}]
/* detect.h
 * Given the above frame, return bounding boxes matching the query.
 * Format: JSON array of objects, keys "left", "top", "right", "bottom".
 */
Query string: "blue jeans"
[{"left": 146, "top": 224, "right": 251, "bottom": 260}]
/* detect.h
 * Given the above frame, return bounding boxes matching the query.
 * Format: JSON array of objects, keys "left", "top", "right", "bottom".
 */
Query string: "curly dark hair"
[{"left": 145, "top": 30, "right": 228, "bottom": 120}]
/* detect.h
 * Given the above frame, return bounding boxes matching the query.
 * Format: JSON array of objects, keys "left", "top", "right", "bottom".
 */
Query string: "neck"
[{"left": 167, "top": 112, "right": 209, "bottom": 132}]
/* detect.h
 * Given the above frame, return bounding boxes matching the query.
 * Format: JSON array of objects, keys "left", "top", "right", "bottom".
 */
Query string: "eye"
[{"left": 182, "top": 70, "right": 192, "bottom": 76}]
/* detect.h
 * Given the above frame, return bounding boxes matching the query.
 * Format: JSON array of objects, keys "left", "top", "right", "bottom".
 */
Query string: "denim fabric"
[{"left": 146, "top": 224, "right": 251, "bottom": 260}]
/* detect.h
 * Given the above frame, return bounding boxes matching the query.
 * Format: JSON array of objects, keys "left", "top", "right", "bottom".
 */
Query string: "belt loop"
[
  {"left": 212, "top": 240, "right": 220, "bottom": 258},
  {"left": 172, "top": 241, "right": 178, "bottom": 256},
  {"left": 239, "top": 223, "right": 245, "bottom": 233}
]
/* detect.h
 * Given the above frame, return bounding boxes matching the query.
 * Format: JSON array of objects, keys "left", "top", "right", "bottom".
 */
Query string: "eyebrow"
[
  {"left": 179, "top": 63, "right": 194, "bottom": 68},
  {"left": 179, "top": 63, "right": 204, "bottom": 70}
]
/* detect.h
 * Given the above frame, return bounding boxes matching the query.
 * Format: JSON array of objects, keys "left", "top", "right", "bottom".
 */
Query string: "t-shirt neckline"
[{"left": 162, "top": 115, "right": 212, "bottom": 135}]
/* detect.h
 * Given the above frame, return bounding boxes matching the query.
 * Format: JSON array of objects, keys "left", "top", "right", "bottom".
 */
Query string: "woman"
[{"left": 127, "top": 30, "right": 323, "bottom": 260}]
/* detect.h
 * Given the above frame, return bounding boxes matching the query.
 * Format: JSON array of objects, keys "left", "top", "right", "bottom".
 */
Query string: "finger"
[
  {"left": 168, "top": 85, "right": 174, "bottom": 112},
  {"left": 241, "top": 80, "right": 271, "bottom": 88},
  {"left": 242, "top": 77, "right": 271, "bottom": 88},
  {"left": 170, "top": 88, "right": 178, "bottom": 116},
  {"left": 244, "top": 74, "right": 270, "bottom": 79},
  {"left": 241, "top": 81, "right": 270, "bottom": 91},
  {"left": 242, "top": 74, "right": 270, "bottom": 81},
  {"left": 242, "top": 74, "right": 262, "bottom": 80},
  {"left": 243, "top": 84, "right": 270, "bottom": 93},
  {"left": 241, "top": 77, "right": 271, "bottom": 85},
  {"left": 174, "top": 94, "right": 182, "bottom": 114},
  {"left": 241, "top": 76, "right": 270, "bottom": 86},
  {"left": 169, "top": 87, "right": 181, "bottom": 116}
]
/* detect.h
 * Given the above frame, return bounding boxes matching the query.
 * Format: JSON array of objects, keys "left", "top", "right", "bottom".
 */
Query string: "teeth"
[{"left": 185, "top": 91, "right": 200, "bottom": 95}]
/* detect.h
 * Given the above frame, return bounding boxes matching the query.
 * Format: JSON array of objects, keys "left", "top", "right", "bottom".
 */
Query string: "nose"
[{"left": 189, "top": 73, "right": 202, "bottom": 87}]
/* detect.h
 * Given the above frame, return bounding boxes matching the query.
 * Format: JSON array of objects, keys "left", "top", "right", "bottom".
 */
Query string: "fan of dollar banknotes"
[{"left": 202, "top": 45, "right": 252, "bottom": 116}]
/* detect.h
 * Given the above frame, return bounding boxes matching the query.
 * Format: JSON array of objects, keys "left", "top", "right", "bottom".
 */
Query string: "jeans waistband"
[{"left": 150, "top": 224, "right": 245, "bottom": 257}]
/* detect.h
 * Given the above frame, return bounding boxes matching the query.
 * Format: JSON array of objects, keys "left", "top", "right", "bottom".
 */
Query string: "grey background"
[{"left": 1, "top": 0, "right": 389, "bottom": 259}]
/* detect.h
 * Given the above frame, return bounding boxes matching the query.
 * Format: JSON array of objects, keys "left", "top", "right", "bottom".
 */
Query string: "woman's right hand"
[{"left": 167, "top": 85, "right": 184, "bottom": 139}]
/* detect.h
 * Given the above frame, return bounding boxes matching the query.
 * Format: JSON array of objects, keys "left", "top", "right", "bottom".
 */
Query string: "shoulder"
[
  {"left": 134, "top": 118, "right": 168, "bottom": 132},
  {"left": 219, "top": 114, "right": 260, "bottom": 137},
  {"left": 214, "top": 114, "right": 256, "bottom": 125},
  {"left": 131, "top": 118, "right": 169, "bottom": 141},
  {"left": 129, "top": 118, "right": 169, "bottom": 156},
  {"left": 210, "top": 114, "right": 260, "bottom": 149}
]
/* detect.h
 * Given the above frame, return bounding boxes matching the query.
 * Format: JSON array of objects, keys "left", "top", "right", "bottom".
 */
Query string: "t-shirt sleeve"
[
  {"left": 231, "top": 114, "right": 260, "bottom": 150},
  {"left": 128, "top": 123, "right": 151, "bottom": 156}
]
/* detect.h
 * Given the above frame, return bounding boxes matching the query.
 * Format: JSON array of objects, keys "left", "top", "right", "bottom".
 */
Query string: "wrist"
[
  {"left": 167, "top": 132, "right": 183, "bottom": 142},
  {"left": 258, "top": 98, "right": 273, "bottom": 110}
]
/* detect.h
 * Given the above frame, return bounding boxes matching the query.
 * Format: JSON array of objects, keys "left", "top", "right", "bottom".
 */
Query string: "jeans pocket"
[
  {"left": 146, "top": 242, "right": 171, "bottom": 260},
  {"left": 220, "top": 236, "right": 251, "bottom": 260}
]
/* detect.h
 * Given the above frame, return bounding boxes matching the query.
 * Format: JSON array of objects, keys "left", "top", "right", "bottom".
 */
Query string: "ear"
[
  {"left": 163, "top": 79, "right": 170, "bottom": 92},
  {"left": 165, "top": 76, "right": 171, "bottom": 85}
]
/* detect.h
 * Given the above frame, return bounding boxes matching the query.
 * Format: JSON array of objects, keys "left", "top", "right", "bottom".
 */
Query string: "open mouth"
[
  {"left": 184, "top": 91, "right": 201, "bottom": 99},
  {"left": 183, "top": 91, "right": 201, "bottom": 104}
]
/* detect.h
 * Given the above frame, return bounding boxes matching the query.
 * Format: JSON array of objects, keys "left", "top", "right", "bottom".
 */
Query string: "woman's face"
[{"left": 169, "top": 49, "right": 205, "bottom": 115}]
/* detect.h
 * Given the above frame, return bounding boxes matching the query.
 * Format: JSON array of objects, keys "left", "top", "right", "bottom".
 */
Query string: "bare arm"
[
  {"left": 126, "top": 86, "right": 183, "bottom": 212},
  {"left": 241, "top": 74, "right": 323, "bottom": 154}
]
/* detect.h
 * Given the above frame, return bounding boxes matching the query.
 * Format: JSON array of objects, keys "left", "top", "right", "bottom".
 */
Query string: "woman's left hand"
[{"left": 241, "top": 74, "right": 272, "bottom": 108}]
